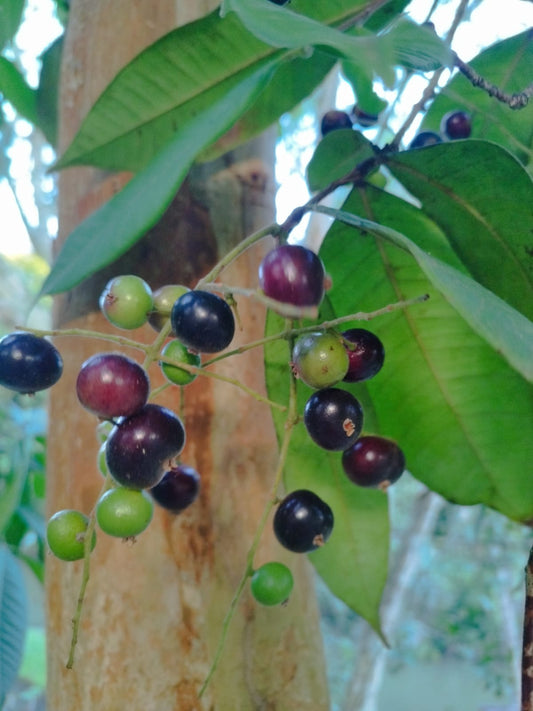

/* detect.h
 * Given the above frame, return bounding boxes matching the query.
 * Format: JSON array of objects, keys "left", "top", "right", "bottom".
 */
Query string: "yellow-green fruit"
[
  {"left": 160, "top": 339, "right": 201, "bottom": 386},
  {"left": 46, "top": 509, "right": 96, "bottom": 561},
  {"left": 96, "top": 487, "right": 154, "bottom": 538},
  {"left": 292, "top": 331, "right": 349, "bottom": 389}
]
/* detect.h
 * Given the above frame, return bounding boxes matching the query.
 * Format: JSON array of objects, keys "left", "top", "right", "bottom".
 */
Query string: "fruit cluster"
[
  {"left": 409, "top": 109, "right": 472, "bottom": 149},
  {"left": 0, "top": 239, "right": 406, "bottom": 617}
]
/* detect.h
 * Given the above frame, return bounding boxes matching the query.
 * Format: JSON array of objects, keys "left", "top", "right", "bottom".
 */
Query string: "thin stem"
[
  {"left": 157, "top": 355, "right": 287, "bottom": 412},
  {"left": 522, "top": 545, "right": 533, "bottom": 710},
  {"left": 16, "top": 326, "right": 150, "bottom": 353},
  {"left": 196, "top": 224, "right": 278, "bottom": 288},
  {"left": 198, "top": 358, "right": 299, "bottom": 698},
  {"left": 199, "top": 282, "right": 319, "bottom": 320},
  {"left": 66, "top": 477, "right": 113, "bottom": 668},
  {"left": 203, "top": 294, "right": 429, "bottom": 367},
  {"left": 455, "top": 56, "right": 533, "bottom": 109}
]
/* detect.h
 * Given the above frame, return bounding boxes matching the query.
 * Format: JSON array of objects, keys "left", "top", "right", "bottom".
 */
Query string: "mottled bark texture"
[{"left": 46, "top": 1, "right": 329, "bottom": 709}]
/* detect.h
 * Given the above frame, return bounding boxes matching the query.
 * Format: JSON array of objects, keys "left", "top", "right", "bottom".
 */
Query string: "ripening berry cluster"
[{"left": 0, "top": 240, "right": 406, "bottom": 608}]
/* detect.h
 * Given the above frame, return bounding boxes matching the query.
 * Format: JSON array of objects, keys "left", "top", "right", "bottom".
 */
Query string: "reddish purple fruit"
[
  {"left": 342, "top": 328, "right": 385, "bottom": 382},
  {"left": 440, "top": 110, "right": 471, "bottom": 140},
  {"left": 106, "top": 404, "right": 186, "bottom": 489},
  {"left": 342, "top": 435, "right": 405, "bottom": 490},
  {"left": 150, "top": 464, "right": 200, "bottom": 513},
  {"left": 258, "top": 244, "right": 325, "bottom": 308},
  {"left": 76, "top": 353, "right": 149, "bottom": 419}
]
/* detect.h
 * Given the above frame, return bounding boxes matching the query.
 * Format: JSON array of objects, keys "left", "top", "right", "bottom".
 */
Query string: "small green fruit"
[
  {"left": 149, "top": 284, "right": 189, "bottom": 332},
  {"left": 46, "top": 509, "right": 96, "bottom": 562},
  {"left": 160, "top": 339, "right": 201, "bottom": 386},
  {"left": 251, "top": 562, "right": 294, "bottom": 606},
  {"left": 96, "top": 487, "right": 154, "bottom": 538},
  {"left": 292, "top": 331, "right": 349, "bottom": 389},
  {"left": 99, "top": 275, "right": 154, "bottom": 330}
]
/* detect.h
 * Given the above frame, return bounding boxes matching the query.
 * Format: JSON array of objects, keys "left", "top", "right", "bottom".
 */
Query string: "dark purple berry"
[
  {"left": 76, "top": 353, "right": 149, "bottom": 419},
  {"left": 440, "top": 110, "right": 471, "bottom": 140},
  {"left": 274, "top": 489, "right": 334, "bottom": 553},
  {"left": 0, "top": 332, "right": 63, "bottom": 394},
  {"left": 150, "top": 464, "right": 200, "bottom": 513},
  {"left": 268, "top": 0, "right": 290, "bottom": 4},
  {"left": 320, "top": 110, "right": 353, "bottom": 136},
  {"left": 342, "top": 435, "right": 405, "bottom": 490},
  {"left": 106, "top": 404, "right": 186, "bottom": 489},
  {"left": 342, "top": 328, "right": 385, "bottom": 382},
  {"left": 304, "top": 387, "right": 363, "bottom": 451},
  {"left": 171, "top": 291, "right": 235, "bottom": 354},
  {"left": 258, "top": 244, "right": 325, "bottom": 308},
  {"left": 409, "top": 131, "right": 442, "bottom": 149}
]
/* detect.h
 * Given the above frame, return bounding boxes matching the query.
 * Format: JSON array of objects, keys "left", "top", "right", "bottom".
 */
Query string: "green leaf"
[
  {"left": 0, "top": 56, "right": 38, "bottom": 125},
  {"left": 306, "top": 128, "right": 375, "bottom": 192},
  {"left": 36, "top": 36, "right": 63, "bottom": 146},
  {"left": 53, "top": 0, "right": 374, "bottom": 172},
  {"left": 0, "top": 545, "right": 27, "bottom": 702},
  {"left": 39, "top": 58, "right": 279, "bottom": 296},
  {"left": 388, "top": 141, "right": 533, "bottom": 320},
  {"left": 383, "top": 17, "right": 454, "bottom": 72},
  {"left": 341, "top": 59, "right": 388, "bottom": 117},
  {"left": 0, "top": 0, "right": 25, "bottom": 51},
  {"left": 264, "top": 309, "right": 389, "bottom": 636},
  {"left": 200, "top": 50, "right": 336, "bottom": 163},
  {"left": 317, "top": 187, "right": 533, "bottom": 520},
  {"left": 420, "top": 30, "right": 533, "bottom": 165},
  {"left": 314, "top": 201, "right": 533, "bottom": 383}
]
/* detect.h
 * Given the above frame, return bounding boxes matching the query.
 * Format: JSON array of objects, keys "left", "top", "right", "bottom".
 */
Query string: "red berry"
[
  {"left": 342, "top": 329, "right": 385, "bottom": 382},
  {"left": 342, "top": 435, "right": 405, "bottom": 490},
  {"left": 258, "top": 244, "right": 325, "bottom": 308},
  {"left": 76, "top": 353, "right": 149, "bottom": 419},
  {"left": 440, "top": 110, "right": 471, "bottom": 140}
]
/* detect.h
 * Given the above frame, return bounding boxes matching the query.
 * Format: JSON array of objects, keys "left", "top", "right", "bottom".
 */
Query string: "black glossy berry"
[
  {"left": 342, "top": 328, "right": 385, "bottom": 382},
  {"left": 150, "top": 464, "right": 200, "bottom": 513},
  {"left": 304, "top": 388, "right": 363, "bottom": 451},
  {"left": 106, "top": 404, "right": 186, "bottom": 489},
  {"left": 258, "top": 244, "right": 325, "bottom": 308},
  {"left": 409, "top": 131, "right": 442, "bottom": 149},
  {"left": 171, "top": 291, "right": 235, "bottom": 354},
  {"left": 342, "top": 435, "right": 405, "bottom": 490},
  {"left": 268, "top": 0, "right": 290, "bottom": 4},
  {"left": 320, "top": 110, "right": 353, "bottom": 136},
  {"left": 274, "top": 489, "right": 334, "bottom": 553},
  {"left": 0, "top": 332, "right": 63, "bottom": 394},
  {"left": 76, "top": 352, "right": 149, "bottom": 419},
  {"left": 440, "top": 110, "right": 471, "bottom": 140}
]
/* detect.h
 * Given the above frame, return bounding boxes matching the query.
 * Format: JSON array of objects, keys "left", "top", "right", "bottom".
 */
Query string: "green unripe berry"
[
  {"left": 251, "top": 562, "right": 294, "bottom": 606},
  {"left": 99, "top": 275, "right": 154, "bottom": 330},
  {"left": 160, "top": 339, "right": 201, "bottom": 386},
  {"left": 96, "top": 487, "right": 154, "bottom": 538},
  {"left": 149, "top": 284, "right": 190, "bottom": 332},
  {"left": 292, "top": 331, "right": 349, "bottom": 389},
  {"left": 46, "top": 509, "right": 96, "bottom": 562},
  {"left": 97, "top": 441, "right": 109, "bottom": 478}
]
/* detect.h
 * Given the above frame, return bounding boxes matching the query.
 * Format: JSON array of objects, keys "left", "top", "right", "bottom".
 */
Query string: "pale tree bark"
[{"left": 46, "top": 2, "right": 329, "bottom": 709}]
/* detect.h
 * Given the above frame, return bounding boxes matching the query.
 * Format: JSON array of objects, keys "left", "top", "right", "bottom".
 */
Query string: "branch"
[
  {"left": 522, "top": 545, "right": 533, "bottom": 710},
  {"left": 455, "top": 55, "right": 533, "bottom": 109}
]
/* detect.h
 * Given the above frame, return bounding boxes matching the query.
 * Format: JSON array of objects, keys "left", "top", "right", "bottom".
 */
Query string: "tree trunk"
[{"left": 45, "top": 2, "right": 329, "bottom": 709}]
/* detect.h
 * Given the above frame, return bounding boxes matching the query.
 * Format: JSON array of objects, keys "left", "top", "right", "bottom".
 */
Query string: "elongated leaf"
[
  {"left": 314, "top": 202, "right": 533, "bottom": 383},
  {"left": 264, "top": 310, "right": 388, "bottom": 635},
  {"left": 317, "top": 186, "right": 533, "bottom": 520},
  {"left": 0, "top": 545, "right": 27, "bottom": 701},
  {"left": 36, "top": 36, "right": 62, "bottom": 146},
  {"left": 306, "top": 128, "right": 375, "bottom": 191},
  {"left": 223, "top": 0, "right": 452, "bottom": 81},
  {"left": 389, "top": 140, "right": 533, "bottom": 320},
  {"left": 420, "top": 30, "right": 533, "bottom": 164},
  {"left": 39, "top": 59, "right": 279, "bottom": 296},
  {"left": 54, "top": 0, "right": 374, "bottom": 172},
  {"left": 0, "top": 56, "right": 38, "bottom": 125}
]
